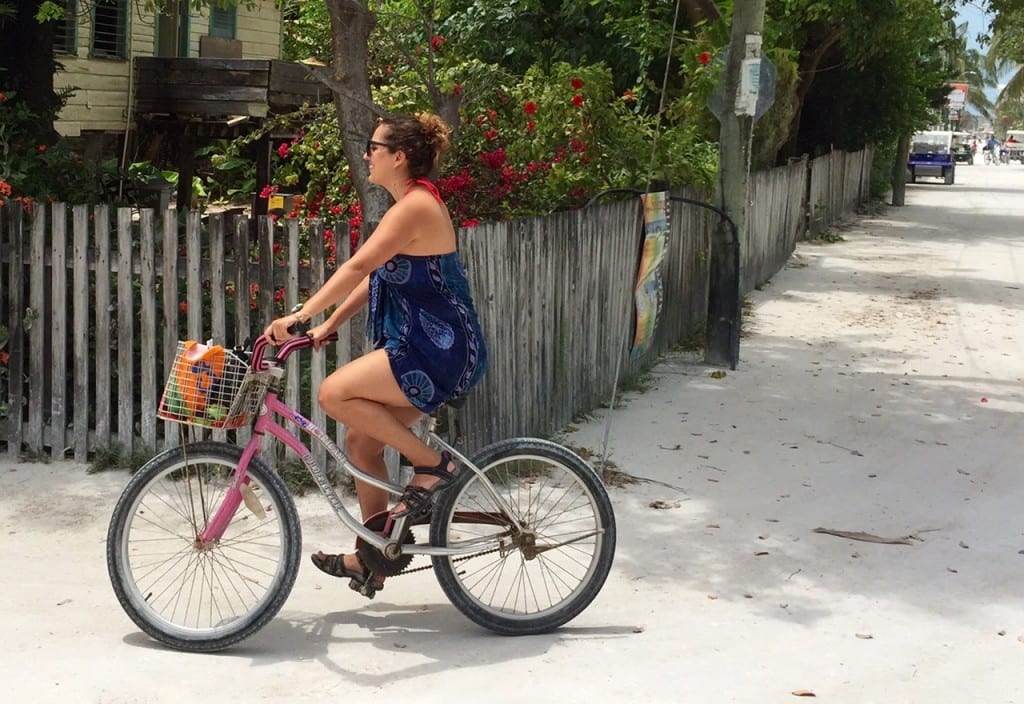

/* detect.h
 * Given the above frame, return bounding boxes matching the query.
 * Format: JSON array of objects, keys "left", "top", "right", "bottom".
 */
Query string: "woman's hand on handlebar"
[
  {"left": 262, "top": 314, "right": 303, "bottom": 346},
  {"left": 307, "top": 321, "right": 337, "bottom": 351}
]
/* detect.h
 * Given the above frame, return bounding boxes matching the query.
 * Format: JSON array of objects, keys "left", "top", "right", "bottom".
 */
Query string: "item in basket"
[{"left": 175, "top": 341, "right": 227, "bottom": 416}]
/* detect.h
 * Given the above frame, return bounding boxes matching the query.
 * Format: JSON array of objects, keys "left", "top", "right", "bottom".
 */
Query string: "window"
[
  {"left": 209, "top": 7, "right": 236, "bottom": 39},
  {"left": 92, "top": 0, "right": 127, "bottom": 58},
  {"left": 53, "top": 1, "right": 77, "bottom": 55}
]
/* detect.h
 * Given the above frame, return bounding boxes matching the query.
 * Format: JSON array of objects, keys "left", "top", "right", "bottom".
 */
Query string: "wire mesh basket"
[{"left": 157, "top": 341, "right": 271, "bottom": 430}]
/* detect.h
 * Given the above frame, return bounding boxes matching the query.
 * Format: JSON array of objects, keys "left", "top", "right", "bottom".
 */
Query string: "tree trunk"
[
  {"left": 777, "top": 28, "right": 841, "bottom": 160},
  {"left": 890, "top": 134, "right": 910, "bottom": 206},
  {"left": 324, "top": 0, "right": 391, "bottom": 232}
]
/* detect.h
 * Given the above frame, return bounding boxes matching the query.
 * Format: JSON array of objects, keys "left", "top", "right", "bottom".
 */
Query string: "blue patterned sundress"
[{"left": 366, "top": 184, "right": 488, "bottom": 413}]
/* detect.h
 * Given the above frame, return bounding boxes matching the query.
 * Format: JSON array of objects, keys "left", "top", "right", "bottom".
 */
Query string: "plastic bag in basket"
[{"left": 173, "top": 341, "right": 227, "bottom": 417}]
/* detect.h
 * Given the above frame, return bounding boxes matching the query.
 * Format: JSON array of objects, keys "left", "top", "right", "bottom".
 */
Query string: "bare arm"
[{"left": 307, "top": 276, "right": 369, "bottom": 349}]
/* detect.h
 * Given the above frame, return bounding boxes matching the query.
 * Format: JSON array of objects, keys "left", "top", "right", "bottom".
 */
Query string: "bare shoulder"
[{"left": 386, "top": 188, "right": 456, "bottom": 254}]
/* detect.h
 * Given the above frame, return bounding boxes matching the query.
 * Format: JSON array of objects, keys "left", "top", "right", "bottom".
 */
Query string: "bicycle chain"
[{"left": 392, "top": 543, "right": 504, "bottom": 576}]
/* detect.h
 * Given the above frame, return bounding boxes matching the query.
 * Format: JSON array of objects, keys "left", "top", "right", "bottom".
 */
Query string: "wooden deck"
[{"left": 134, "top": 57, "right": 329, "bottom": 119}]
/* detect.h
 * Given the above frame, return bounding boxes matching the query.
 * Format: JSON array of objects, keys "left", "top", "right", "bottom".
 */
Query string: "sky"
[
  {"left": 956, "top": 1, "right": 1002, "bottom": 110},
  {"left": 958, "top": 0, "right": 991, "bottom": 51}
]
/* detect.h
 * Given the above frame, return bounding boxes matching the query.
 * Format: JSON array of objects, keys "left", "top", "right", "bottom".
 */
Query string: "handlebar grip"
[{"left": 251, "top": 330, "right": 341, "bottom": 371}]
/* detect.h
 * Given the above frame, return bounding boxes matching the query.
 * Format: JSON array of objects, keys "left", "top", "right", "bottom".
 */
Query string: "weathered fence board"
[{"left": 0, "top": 147, "right": 873, "bottom": 460}]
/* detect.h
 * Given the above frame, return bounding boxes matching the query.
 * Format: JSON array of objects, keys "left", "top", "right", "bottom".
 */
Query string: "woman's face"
[{"left": 364, "top": 125, "right": 397, "bottom": 186}]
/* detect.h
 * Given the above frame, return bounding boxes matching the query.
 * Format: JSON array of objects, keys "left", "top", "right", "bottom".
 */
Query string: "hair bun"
[{"left": 417, "top": 112, "right": 451, "bottom": 155}]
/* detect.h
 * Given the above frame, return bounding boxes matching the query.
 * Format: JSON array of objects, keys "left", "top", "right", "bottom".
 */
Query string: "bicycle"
[{"left": 106, "top": 333, "right": 617, "bottom": 652}]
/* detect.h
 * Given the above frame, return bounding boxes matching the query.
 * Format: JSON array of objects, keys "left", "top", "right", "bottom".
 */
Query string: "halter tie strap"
[{"left": 404, "top": 177, "right": 444, "bottom": 204}]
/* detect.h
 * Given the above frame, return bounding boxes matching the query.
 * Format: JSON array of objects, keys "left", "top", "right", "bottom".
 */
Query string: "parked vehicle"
[
  {"left": 907, "top": 131, "right": 955, "bottom": 184},
  {"left": 1004, "top": 130, "right": 1024, "bottom": 163}
]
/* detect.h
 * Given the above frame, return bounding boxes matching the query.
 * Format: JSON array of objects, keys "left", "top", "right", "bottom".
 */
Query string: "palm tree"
[{"left": 983, "top": 15, "right": 1024, "bottom": 128}]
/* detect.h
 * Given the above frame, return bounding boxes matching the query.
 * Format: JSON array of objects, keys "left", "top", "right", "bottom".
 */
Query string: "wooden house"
[{"left": 52, "top": 0, "right": 329, "bottom": 211}]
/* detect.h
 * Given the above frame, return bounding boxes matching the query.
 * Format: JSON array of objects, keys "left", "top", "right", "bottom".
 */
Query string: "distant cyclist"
[{"left": 984, "top": 135, "right": 1000, "bottom": 165}]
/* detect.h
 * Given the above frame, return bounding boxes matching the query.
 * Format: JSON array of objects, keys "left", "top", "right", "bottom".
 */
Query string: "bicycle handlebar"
[{"left": 251, "top": 328, "right": 340, "bottom": 371}]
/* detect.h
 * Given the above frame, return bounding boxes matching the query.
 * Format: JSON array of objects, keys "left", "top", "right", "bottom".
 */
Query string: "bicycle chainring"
[{"left": 354, "top": 511, "right": 416, "bottom": 577}]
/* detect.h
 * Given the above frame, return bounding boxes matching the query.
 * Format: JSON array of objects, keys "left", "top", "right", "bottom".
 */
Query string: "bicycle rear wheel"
[
  {"left": 106, "top": 442, "right": 301, "bottom": 652},
  {"left": 430, "top": 437, "right": 616, "bottom": 635}
]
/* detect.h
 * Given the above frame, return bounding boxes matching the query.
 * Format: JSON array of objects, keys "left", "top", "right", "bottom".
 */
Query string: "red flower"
[
  {"left": 571, "top": 94, "right": 584, "bottom": 108},
  {"left": 480, "top": 148, "right": 507, "bottom": 170},
  {"left": 453, "top": 84, "right": 463, "bottom": 96},
  {"left": 699, "top": 51, "right": 712, "bottom": 66},
  {"left": 430, "top": 35, "right": 446, "bottom": 52},
  {"left": 484, "top": 129, "right": 498, "bottom": 140},
  {"left": 527, "top": 120, "right": 536, "bottom": 133},
  {"left": 460, "top": 218, "right": 480, "bottom": 228},
  {"left": 277, "top": 142, "right": 290, "bottom": 158},
  {"left": 523, "top": 101, "right": 538, "bottom": 116},
  {"left": 178, "top": 301, "right": 188, "bottom": 314},
  {"left": 0, "top": 92, "right": 6, "bottom": 102},
  {"left": 0, "top": 351, "right": 10, "bottom": 365},
  {"left": 37, "top": 144, "right": 47, "bottom": 153},
  {"left": 0, "top": 180, "right": 11, "bottom": 196},
  {"left": 622, "top": 89, "right": 635, "bottom": 103},
  {"left": 259, "top": 185, "right": 277, "bottom": 199},
  {"left": 571, "top": 77, "right": 584, "bottom": 90}
]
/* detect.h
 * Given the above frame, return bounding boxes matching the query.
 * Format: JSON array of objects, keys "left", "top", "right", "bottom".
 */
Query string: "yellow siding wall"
[{"left": 55, "top": 2, "right": 283, "bottom": 137}]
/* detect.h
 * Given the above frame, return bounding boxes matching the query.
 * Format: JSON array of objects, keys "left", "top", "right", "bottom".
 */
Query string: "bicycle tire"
[
  {"left": 430, "top": 437, "right": 616, "bottom": 635},
  {"left": 106, "top": 442, "right": 301, "bottom": 652}
]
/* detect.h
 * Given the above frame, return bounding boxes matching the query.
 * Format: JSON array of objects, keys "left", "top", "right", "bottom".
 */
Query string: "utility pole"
[{"left": 705, "top": 0, "right": 766, "bottom": 369}]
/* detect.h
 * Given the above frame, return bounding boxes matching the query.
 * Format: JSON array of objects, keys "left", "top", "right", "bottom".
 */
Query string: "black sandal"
[
  {"left": 389, "top": 451, "right": 459, "bottom": 521},
  {"left": 310, "top": 551, "right": 384, "bottom": 599}
]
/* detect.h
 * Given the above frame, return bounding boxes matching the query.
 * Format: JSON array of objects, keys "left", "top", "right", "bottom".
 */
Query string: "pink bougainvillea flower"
[
  {"left": 699, "top": 51, "right": 712, "bottom": 65},
  {"left": 523, "top": 101, "right": 538, "bottom": 115},
  {"left": 571, "top": 77, "right": 584, "bottom": 89},
  {"left": 572, "top": 94, "right": 584, "bottom": 108},
  {"left": 430, "top": 34, "right": 446, "bottom": 52}
]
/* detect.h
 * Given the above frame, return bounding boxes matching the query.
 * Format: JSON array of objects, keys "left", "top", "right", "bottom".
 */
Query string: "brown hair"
[{"left": 378, "top": 113, "right": 451, "bottom": 178}]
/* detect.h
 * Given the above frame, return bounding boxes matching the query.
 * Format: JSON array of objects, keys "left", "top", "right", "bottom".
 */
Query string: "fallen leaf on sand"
[
  {"left": 649, "top": 500, "right": 681, "bottom": 509},
  {"left": 813, "top": 527, "right": 913, "bottom": 545},
  {"left": 792, "top": 690, "right": 816, "bottom": 697},
  {"left": 633, "top": 626, "right": 645, "bottom": 633},
  {"left": 710, "top": 370, "right": 727, "bottom": 379},
  {"left": 658, "top": 443, "right": 682, "bottom": 451},
  {"left": 855, "top": 633, "right": 873, "bottom": 639},
  {"left": 959, "top": 541, "right": 969, "bottom": 549}
]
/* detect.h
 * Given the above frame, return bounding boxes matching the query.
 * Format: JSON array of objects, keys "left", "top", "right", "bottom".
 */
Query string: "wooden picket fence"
[{"left": 0, "top": 146, "right": 874, "bottom": 463}]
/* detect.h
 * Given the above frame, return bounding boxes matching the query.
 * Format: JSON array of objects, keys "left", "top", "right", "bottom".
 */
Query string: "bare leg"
[
  {"left": 333, "top": 409, "right": 422, "bottom": 579},
  {"left": 319, "top": 349, "right": 455, "bottom": 509}
]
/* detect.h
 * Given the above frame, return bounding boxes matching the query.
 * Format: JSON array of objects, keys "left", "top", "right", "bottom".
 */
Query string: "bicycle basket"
[{"left": 157, "top": 340, "right": 270, "bottom": 429}]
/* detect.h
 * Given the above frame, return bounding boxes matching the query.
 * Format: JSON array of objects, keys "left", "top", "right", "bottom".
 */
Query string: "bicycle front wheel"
[
  {"left": 106, "top": 442, "right": 301, "bottom": 652},
  {"left": 430, "top": 438, "right": 616, "bottom": 635}
]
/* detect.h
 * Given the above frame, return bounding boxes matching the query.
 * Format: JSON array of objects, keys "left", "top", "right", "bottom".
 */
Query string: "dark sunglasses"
[{"left": 365, "top": 139, "right": 391, "bottom": 156}]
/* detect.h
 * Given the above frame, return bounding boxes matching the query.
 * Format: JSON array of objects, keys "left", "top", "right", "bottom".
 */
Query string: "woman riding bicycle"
[{"left": 263, "top": 112, "right": 488, "bottom": 595}]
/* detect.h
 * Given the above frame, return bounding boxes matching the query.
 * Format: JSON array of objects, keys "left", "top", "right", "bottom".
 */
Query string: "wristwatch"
[{"left": 290, "top": 302, "right": 311, "bottom": 325}]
